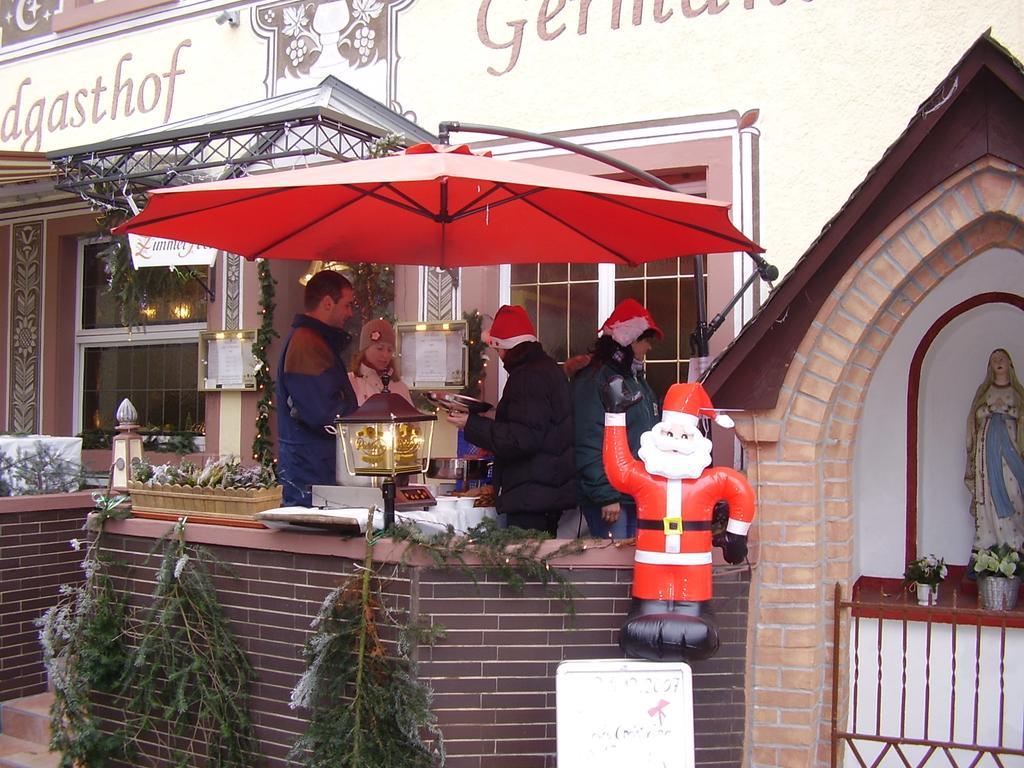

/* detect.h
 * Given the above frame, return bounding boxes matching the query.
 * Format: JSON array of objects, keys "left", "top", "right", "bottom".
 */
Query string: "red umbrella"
[{"left": 114, "top": 143, "right": 761, "bottom": 267}]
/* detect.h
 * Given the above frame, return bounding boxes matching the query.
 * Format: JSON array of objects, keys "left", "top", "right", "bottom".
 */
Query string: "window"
[
  {"left": 509, "top": 263, "right": 599, "bottom": 363},
  {"left": 505, "top": 173, "right": 707, "bottom": 403},
  {"left": 75, "top": 239, "right": 208, "bottom": 435}
]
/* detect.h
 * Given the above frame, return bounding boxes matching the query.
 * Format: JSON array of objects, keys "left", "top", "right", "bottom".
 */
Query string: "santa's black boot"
[{"left": 618, "top": 598, "right": 720, "bottom": 662}]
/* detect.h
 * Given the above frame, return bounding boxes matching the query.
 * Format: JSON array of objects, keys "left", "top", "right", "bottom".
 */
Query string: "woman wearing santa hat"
[
  {"left": 572, "top": 298, "right": 662, "bottom": 539},
  {"left": 444, "top": 305, "right": 575, "bottom": 536}
]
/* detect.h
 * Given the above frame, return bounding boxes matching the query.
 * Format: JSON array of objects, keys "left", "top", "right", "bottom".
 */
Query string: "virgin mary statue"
[{"left": 965, "top": 348, "right": 1024, "bottom": 551}]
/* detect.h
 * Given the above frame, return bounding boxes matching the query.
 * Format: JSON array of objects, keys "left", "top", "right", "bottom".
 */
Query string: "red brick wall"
[
  {"left": 93, "top": 528, "right": 750, "bottom": 767},
  {"left": 0, "top": 493, "right": 94, "bottom": 700}
]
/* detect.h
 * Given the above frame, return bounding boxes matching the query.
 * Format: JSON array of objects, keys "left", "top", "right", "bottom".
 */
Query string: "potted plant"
[
  {"left": 904, "top": 554, "right": 947, "bottom": 606},
  {"left": 972, "top": 544, "right": 1023, "bottom": 611}
]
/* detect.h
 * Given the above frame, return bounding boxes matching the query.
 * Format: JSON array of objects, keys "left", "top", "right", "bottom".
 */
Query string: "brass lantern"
[{"left": 333, "top": 381, "right": 435, "bottom": 529}]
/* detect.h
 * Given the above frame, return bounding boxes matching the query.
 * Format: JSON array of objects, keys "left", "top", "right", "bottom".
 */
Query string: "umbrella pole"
[{"left": 437, "top": 121, "right": 775, "bottom": 360}]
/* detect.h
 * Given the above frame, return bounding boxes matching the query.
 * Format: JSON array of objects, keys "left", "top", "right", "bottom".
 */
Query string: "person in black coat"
[{"left": 444, "top": 305, "right": 575, "bottom": 535}]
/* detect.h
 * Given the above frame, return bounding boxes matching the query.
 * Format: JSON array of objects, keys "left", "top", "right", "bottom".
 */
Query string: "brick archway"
[{"left": 733, "top": 157, "right": 1024, "bottom": 767}]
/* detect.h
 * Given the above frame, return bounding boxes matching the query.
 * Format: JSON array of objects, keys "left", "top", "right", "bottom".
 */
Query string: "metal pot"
[{"left": 426, "top": 457, "right": 491, "bottom": 481}]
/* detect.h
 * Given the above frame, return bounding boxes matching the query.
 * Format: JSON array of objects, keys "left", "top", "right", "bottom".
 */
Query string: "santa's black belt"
[{"left": 637, "top": 518, "right": 712, "bottom": 532}]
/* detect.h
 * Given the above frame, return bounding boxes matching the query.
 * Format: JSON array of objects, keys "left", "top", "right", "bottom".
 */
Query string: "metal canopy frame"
[{"left": 46, "top": 76, "right": 437, "bottom": 212}]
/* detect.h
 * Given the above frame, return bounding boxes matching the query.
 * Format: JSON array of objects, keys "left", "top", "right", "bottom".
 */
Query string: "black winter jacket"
[{"left": 463, "top": 342, "right": 576, "bottom": 515}]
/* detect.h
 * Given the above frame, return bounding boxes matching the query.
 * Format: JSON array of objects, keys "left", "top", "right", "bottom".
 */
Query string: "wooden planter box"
[{"left": 128, "top": 482, "right": 283, "bottom": 528}]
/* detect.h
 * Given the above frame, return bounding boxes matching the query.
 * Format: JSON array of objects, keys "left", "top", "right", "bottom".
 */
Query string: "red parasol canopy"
[{"left": 114, "top": 143, "right": 761, "bottom": 267}]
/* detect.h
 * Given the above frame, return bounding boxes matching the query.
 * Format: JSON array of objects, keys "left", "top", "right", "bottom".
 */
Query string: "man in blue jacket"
[{"left": 276, "top": 270, "right": 359, "bottom": 506}]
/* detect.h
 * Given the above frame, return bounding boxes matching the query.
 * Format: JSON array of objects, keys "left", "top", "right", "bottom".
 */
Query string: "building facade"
[{"left": 1, "top": 2, "right": 1023, "bottom": 766}]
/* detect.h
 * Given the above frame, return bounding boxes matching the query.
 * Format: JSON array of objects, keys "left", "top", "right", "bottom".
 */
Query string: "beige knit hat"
[{"left": 359, "top": 318, "right": 396, "bottom": 351}]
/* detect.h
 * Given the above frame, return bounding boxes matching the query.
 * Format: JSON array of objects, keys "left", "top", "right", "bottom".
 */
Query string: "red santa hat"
[
  {"left": 599, "top": 298, "right": 664, "bottom": 347},
  {"left": 662, "top": 382, "right": 735, "bottom": 429},
  {"left": 482, "top": 305, "right": 538, "bottom": 350}
]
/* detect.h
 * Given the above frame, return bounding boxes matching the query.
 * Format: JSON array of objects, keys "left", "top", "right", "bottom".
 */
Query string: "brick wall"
[
  {"left": 92, "top": 522, "right": 750, "bottom": 768},
  {"left": 0, "top": 493, "right": 94, "bottom": 700},
  {"left": 733, "top": 158, "right": 1024, "bottom": 767}
]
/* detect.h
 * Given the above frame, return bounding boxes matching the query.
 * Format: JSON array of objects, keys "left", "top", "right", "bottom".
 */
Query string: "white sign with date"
[{"left": 556, "top": 659, "right": 694, "bottom": 768}]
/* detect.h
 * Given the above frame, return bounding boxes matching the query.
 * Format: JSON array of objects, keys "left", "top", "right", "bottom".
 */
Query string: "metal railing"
[{"left": 831, "top": 583, "right": 1024, "bottom": 767}]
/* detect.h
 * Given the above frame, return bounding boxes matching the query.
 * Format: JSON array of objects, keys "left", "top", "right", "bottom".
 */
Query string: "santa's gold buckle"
[{"left": 663, "top": 517, "right": 683, "bottom": 535}]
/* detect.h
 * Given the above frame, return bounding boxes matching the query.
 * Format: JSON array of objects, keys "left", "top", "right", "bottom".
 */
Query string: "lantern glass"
[{"left": 339, "top": 418, "right": 434, "bottom": 477}]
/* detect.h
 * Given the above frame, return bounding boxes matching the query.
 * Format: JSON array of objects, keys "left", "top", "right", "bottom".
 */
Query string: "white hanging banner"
[{"left": 128, "top": 234, "right": 218, "bottom": 269}]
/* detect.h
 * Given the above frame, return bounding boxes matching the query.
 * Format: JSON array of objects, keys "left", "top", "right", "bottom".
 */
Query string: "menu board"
[
  {"left": 199, "top": 330, "right": 258, "bottom": 391},
  {"left": 556, "top": 659, "right": 695, "bottom": 768},
  {"left": 396, "top": 321, "right": 468, "bottom": 390}
]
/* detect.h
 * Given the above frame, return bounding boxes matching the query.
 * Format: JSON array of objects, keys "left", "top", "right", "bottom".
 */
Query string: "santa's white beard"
[{"left": 637, "top": 429, "right": 712, "bottom": 480}]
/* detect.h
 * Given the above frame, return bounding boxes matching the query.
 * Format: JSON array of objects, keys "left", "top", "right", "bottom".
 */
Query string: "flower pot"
[
  {"left": 977, "top": 575, "right": 1021, "bottom": 611},
  {"left": 915, "top": 582, "right": 939, "bottom": 606},
  {"left": 128, "top": 481, "right": 283, "bottom": 528}
]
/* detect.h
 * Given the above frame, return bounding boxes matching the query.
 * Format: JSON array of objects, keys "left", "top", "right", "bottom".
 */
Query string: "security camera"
[{"left": 215, "top": 9, "right": 240, "bottom": 26}]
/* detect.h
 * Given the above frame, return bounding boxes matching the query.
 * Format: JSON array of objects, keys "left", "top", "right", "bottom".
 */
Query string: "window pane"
[
  {"left": 644, "top": 362, "right": 678, "bottom": 405},
  {"left": 617, "top": 263, "right": 644, "bottom": 280},
  {"left": 646, "top": 279, "right": 679, "bottom": 363},
  {"left": 571, "top": 263, "right": 597, "bottom": 281},
  {"left": 647, "top": 256, "right": 679, "bottom": 278},
  {"left": 538, "top": 283, "right": 568, "bottom": 362},
  {"left": 510, "top": 263, "right": 536, "bottom": 284},
  {"left": 568, "top": 281, "right": 598, "bottom": 357},
  {"left": 614, "top": 279, "right": 644, "bottom": 306},
  {"left": 510, "top": 286, "right": 537, "bottom": 320},
  {"left": 81, "top": 344, "right": 204, "bottom": 432},
  {"left": 679, "top": 277, "right": 704, "bottom": 358},
  {"left": 80, "top": 242, "right": 209, "bottom": 329},
  {"left": 539, "top": 263, "right": 567, "bottom": 283}
]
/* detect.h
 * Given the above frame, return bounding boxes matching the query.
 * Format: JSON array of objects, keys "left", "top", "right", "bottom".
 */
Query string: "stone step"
[
  {"left": 0, "top": 694, "right": 52, "bottom": 747},
  {"left": 0, "top": 735, "right": 59, "bottom": 768}
]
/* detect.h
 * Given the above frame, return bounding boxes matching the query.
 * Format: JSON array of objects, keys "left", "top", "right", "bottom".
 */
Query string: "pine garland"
[
  {"left": 252, "top": 259, "right": 278, "bottom": 468},
  {"left": 37, "top": 494, "right": 133, "bottom": 768},
  {"left": 125, "top": 520, "right": 258, "bottom": 768},
  {"left": 460, "top": 309, "right": 487, "bottom": 399},
  {"left": 390, "top": 518, "right": 586, "bottom": 614},
  {"left": 288, "top": 532, "right": 444, "bottom": 768}
]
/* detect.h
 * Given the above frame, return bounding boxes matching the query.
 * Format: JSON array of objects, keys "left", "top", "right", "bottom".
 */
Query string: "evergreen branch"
[
  {"left": 389, "top": 517, "right": 586, "bottom": 614},
  {"left": 123, "top": 520, "right": 258, "bottom": 768},
  {"left": 288, "top": 531, "right": 443, "bottom": 768},
  {"left": 36, "top": 495, "right": 133, "bottom": 767}
]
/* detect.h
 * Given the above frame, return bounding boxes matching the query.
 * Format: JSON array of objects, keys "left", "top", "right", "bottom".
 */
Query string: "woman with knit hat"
[
  {"left": 348, "top": 318, "right": 414, "bottom": 407},
  {"left": 572, "top": 298, "right": 662, "bottom": 539}
]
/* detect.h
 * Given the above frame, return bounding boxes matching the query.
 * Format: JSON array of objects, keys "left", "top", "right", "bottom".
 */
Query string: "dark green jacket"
[{"left": 571, "top": 359, "right": 658, "bottom": 507}]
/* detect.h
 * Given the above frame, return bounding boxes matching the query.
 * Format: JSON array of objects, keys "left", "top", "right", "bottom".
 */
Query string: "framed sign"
[
  {"left": 396, "top": 321, "right": 468, "bottom": 391},
  {"left": 556, "top": 659, "right": 695, "bottom": 768},
  {"left": 198, "top": 330, "right": 258, "bottom": 391}
]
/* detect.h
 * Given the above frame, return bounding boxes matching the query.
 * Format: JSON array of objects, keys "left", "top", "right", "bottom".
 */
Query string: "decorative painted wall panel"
[{"left": 8, "top": 221, "right": 42, "bottom": 434}]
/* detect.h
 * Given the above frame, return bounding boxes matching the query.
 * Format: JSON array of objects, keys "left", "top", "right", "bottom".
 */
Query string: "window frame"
[
  {"left": 489, "top": 114, "right": 759, "bottom": 395},
  {"left": 73, "top": 236, "right": 208, "bottom": 435}
]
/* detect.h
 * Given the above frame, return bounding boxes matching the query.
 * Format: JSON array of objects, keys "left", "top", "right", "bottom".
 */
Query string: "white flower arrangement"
[{"left": 904, "top": 554, "right": 948, "bottom": 586}]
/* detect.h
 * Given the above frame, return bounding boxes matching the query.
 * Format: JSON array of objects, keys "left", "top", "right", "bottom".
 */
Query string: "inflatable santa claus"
[{"left": 601, "top": 379, "right": 755, "bottom": 662}]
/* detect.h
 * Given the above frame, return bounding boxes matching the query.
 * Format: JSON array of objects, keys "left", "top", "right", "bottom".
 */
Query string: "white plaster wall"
[{"left": 854, "top": 248, "right": 1024, "bottom": 579}]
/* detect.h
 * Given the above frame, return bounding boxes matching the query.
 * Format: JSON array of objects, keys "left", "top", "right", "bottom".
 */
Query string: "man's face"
[{"left": 324, "top": 288, "right": 355, "bottom": 329}]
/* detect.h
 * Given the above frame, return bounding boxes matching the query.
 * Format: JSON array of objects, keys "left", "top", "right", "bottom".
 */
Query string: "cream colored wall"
[
  {"left": 397, "top": 0, "right": 1024, "bottom": 276},
  {"left": 4, "top": 1, "right": 1021, "bottom": 277}
]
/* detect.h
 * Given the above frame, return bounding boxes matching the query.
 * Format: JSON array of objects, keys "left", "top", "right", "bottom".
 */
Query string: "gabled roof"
[{"left": 702, "top": 32, "right": 1024, "bottom": 409}]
